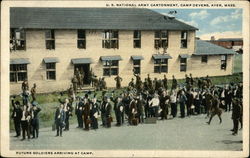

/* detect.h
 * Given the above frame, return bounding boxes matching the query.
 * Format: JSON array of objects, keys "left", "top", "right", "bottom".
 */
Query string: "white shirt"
[
  {"left": 221, "top": 90, "right": 225, "bottom": 98},
  {"left": 21, "top": 111, "right": 26, "bottom": 121},
  {"left": 149, "top": 98, "right": 159, "bottom": 107},
  {"left": 170, "top": 94, "right": 177, "bottom": 103}
]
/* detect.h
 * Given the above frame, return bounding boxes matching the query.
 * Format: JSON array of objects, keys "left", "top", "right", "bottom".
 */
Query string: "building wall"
[{"left": 10, "top": 29, "right": 233, "bottom": 94}]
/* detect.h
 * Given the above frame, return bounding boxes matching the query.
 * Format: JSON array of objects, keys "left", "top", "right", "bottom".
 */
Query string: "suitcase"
[
  {"left": 108, "top": 116, "right": 113, "bottom": 123},
  {"left": 132, "top": 118, "right": 139, "bottom": 126},
  {"left": 145, "top": 117, "right": 157, "bottom": 124}
]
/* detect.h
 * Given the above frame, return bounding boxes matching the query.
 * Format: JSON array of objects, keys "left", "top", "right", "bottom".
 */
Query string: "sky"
[{"left": 153, "top": 9, "right": 242, "bottom": 40}]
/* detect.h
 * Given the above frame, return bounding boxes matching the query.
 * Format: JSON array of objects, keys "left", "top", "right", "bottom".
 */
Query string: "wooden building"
[{"left": 10, "top": 8, "right": 235, "bottom": 94}]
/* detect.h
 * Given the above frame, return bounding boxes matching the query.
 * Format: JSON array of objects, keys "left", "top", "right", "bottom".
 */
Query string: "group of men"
[
  {"left": 61, "top": 73, "right": 243, "bottom": 136},
  {"left": 11, "top": 81, "right": 41, "bottom": 140},
  {"left": 11, "top": 73, "right": 243, "bottom": 140}
]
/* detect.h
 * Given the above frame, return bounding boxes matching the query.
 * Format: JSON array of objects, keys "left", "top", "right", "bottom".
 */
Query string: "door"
[{"left": 74, "top": 64, "right": 90, "bottom": 85}]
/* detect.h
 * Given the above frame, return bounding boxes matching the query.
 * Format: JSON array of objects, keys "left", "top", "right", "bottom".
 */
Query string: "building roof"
[
  {"left": 10, "top": 58, "right": 30, "bottom": 64},
  {"left": 131, "top": 55, "right": 144, "bottom": 60},
  {"left": 152, "top": 54, "right": 172, "bottom": 59},
  {"left": 100, "top": 55, "right": 122, "bottom": 61},
  {"left": 194, "top": 40, "right": 236, "bottom": 56},
  {"left": 179, "top": 54, "right": 190, "bottom": 58},
  {"left": 71, "top": 58, "right": 92, "bottom": 64},
  {"left": 43, "top": 57, "right": 59, "bottom": 63},
  {"left": 10, "top": 7, "right": 198, "bottom": 30},
  {"left": 217, "top": 38, "right": 243, "bottom": 42}
]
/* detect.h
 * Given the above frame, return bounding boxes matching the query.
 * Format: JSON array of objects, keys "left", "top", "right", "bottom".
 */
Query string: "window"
[
  {"left": 181, "top": 31, "right": 188, "bottom": 48},
  {"left": 201, "top": 55, "right": 208, "bottom": 63},
  {"left": 221, "top": 55, "right": 227, "bottom": 70},
  {"left": 154, "top": 59, "right": 168, "bottom": 73},
  {"left": 45, "top": 30, "right": 55, "bottom": 50},
  {"left": 133, "top": 60, "right": 141, "bottom": 74},
  {"left": 180, "top": 58, "right": 187, "bottom": 72},
  {"left": 77, "top": 30, "right": 86, "bottom": 49},
  {"left": 154, "top": 31, "right": 168, "bottom": 49},
  {"left": 102, "top": 30, "right": 119, "bottom": 49},
  {"left": 46, "top": 63, "right": 56, "bottom": 80},
  {"left": 103, "top": 60, "right": 119, "bottom": 76},
  {"left": 10, "top": 64, "right": 27, "bottom": 82},
  {"left": 133, "top": 31, "right": 141, "bottom": 48},
  {"left": 10, "top": 29, "right": 26, "bottom": 51}
]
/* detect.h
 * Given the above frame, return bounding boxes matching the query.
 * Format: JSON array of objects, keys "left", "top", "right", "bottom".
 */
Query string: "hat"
[{"left": 15, "top": 100, "right": 20, "bottom": 105}]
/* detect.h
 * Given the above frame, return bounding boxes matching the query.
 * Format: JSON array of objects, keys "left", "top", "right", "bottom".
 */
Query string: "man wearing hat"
[
  {"left": 206, "top": 95, "right": 223, "bottom": 125},
  {"left": 136, "top": 94, "right": 144, "bottom": 123},
  {"left": 171, "top": 75, "right": 177, "bottom": 90},
  {"left": 163, "top": 75, "right": 168, "bottom": 90},
  {"left": 11, "top": 98, "right": 22, "bottom": 137},
  {"left": 20, "top": 105, "right": 31, "bottom": 140},
  {"left": 83, "top": 94, "right": 91, "bottom": 130},
  {"left": 30, "top": 101, "right": 41, "bottom": 138},
  {"left": 128, "top": 78, "right": 135, "bottom": 90},
  {"left": 58, "top": 98, "right": 73, "bottom": 131},
  {"left": 90, "top": 96, "right": 100, "bottom": 130},
  {"left": 114, "top": 75, "right": 123, "bottom": 89},
  {"left": 231, "top": 98, "right": 242, "bottom": 135},
  {"left": 113, "top": 95, "right": 124, "bottom": 126},
  {"left": 160, "top": 90, "right": 170, "bottom": 120},
  {"left": 30, "top": 83, "right": 37, "bottom": 102},
  {"left": 148, "top": 93, "right": 160, "bottom": 118},
  {"left": 55, "top": 104, "right": 66, "bottom": 137},
  {"left": 75, "top": 96, "right": 84, "bottom": 128}
]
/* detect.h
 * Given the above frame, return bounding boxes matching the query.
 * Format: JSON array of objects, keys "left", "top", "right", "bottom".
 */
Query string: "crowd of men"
[
  {"left": 11, "top": 81, "right": 41, "bottom": 140},
  {"left": 11, "top": 73, "right": 243, "bottom": 140}
]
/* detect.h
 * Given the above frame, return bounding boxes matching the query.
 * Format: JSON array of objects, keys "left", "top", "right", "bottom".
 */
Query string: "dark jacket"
[{"left": 55, "top": 108, "right": 65, "bottom": 124}]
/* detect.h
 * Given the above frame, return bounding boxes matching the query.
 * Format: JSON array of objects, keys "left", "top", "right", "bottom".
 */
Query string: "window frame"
[
  {"left": 181, "top": 31, "right": 188, "bottom": 48},
  {"left": 133, "top": 59, "right": 141, "bottom": 74},
  {"left": 46, "top": 63, "right": 56, "bottom": 80},
  {"left": 153, "top": 58, "right": 168, "bottom": 74},
  {"left": 103, "top": 60, "right": 119, "bottom": 76},
  {"left": 10, "top": 29, "right": 26, "bottom": 51},
  {"left": 10, "top": 64, "right": 28, "bottom": 82},
  {"left": 45, "top": 30, "right": 55, "bottom": 50},
  {"left": 180, "top": 58, "right": 187, "bottom": 72},
  {"left": 133, "top": 30, "right": 141, "bottom": 48},
  {"left": 102, "top": 30, "right": 119, "bottom": 49},
  {"left": 154, "top": 30, "right": 168, "bottom": 49},
  {"left": 201, "top": 55, "right": 208, "bottom": 63},
  {"left": 220, "top": 55, "right": 227, "bottom": 70},
  {"left": 77, "top": 30, "right": 86, "bottom": 49}
]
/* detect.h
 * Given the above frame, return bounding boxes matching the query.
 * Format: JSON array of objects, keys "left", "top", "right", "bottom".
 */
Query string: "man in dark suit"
[
  {"left": 114, "top": 75, "right": 123, "bottom": 89},
  {"left": 83, "top": 94, "right": 91, "bottom": 130},
  {"left": 231, "top": 98, "right": 242, "bottom": 135},
  {"left": 171, "top": 75, "right": 177, "bottom": 90},
  {"left": 11, "top": 98, "right": 22, "bottom": 137},
  {"left": 20, "top": 105, "right": 31, "bottom": 140},
  {"left": 55, "top": 104, "right": 65, "bottom": 137},
  {"left": 75, "top": 97, "right": 83, "bottom": 128},
  {"left": 159, "top": 90, "right": 169, "bottom": 120},
  {"left": 225, "top": 88, "right": 233, "bottom": 112},
  {"left": 105, "top": 97, "right": 112, "bottom": 128},
  {"left": 30, "top": 101, "right": 41, "bottom": 138},
  {"left": 58, "top": 98, "right": 73, "bottom": 131}
]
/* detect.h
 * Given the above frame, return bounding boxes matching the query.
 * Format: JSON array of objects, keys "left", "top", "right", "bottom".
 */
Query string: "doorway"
[{"left": 74, "top": 64, "right": 90, "bottom": 85}]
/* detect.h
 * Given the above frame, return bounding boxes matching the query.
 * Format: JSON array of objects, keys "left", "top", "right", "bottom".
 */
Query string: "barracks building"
[{"left": 10, "top": 8, "right": 235, "bottom": 94}]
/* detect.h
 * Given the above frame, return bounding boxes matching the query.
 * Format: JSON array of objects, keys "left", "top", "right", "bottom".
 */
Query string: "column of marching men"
[{"left": 11, "top": 73, "right": 243, "bottom": 140}]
